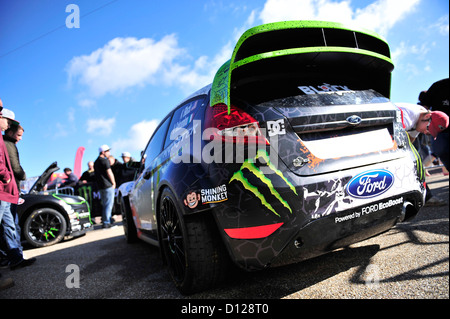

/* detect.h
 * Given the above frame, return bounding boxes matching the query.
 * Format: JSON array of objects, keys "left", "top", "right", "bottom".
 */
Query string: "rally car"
[
  {"left": 120, "top": 21, "right": 426, "bottom": 294},
  {"left": 18, "top": 162, "right": 92, "bottom": 247}
]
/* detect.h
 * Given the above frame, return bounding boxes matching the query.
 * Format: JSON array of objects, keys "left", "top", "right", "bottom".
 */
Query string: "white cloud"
[
  {"left": 53, "top": 122, "right": 69, "bottom": 138},
  {"left": 260, "top": 0, "right": 353, "bottom": 25},
  {"left": 67, "top": 34, "right": 229, "bottom": 101},
  {"left": 111, "top": 119, "right": 160, "bottom": 155},
  {"left": 258, "top": 0, "right": 421, "bottom": 37},
  {"left": 393, "top": 42, "right": 430, "bottom": 62},
  {"left": 432, "top": 15, "right": 449, "bottom": 36},
  {"left": 50, "top": 108, "right": 76, "bottom": 139},
  {"left": 391, "top": 40, "right": 434, "bottom": 78},
  {"left": 353, "top": 0, "right": 420, "bottom": 36},
  {"left": 259, "top": 0, "right": 316, "bottom": 23},
  {"left": 86, "top": 117, "right": 116, "bottom": 136},
  {"left": 78, "top": 98, "right": 96, "bottom": 108},
  {"left": 68, "top": 107, "right": 75, "bottom": 123},
  {"left": 67, "top": 35, "right": 186, "bottom": 98}
]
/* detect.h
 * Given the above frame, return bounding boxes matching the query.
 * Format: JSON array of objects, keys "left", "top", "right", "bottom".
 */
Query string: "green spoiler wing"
[{"left": 210, "top": 20, "right": 394, "bottom": 113}]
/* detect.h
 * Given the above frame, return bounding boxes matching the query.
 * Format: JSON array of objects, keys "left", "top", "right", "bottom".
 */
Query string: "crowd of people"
[
  {"left": 54, "top": 151, "right": 137, "bottom": 191},
  {"left": 80, "top": 146, "right": 138, "bottom": 228},
  {"left": 0, "top": 96, "right": 139, "bottom": 291},
  {"left": 0, "top": 78, "right": 448, "bottom": 292},
  {"left": 55, "top": 147, "right": 138, "bottom": 228}
]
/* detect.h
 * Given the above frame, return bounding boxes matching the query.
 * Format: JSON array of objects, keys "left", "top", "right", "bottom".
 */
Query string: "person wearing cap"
[
  {"left": 2, "top": 121, "right": 30, "bottom": 271},
  {"left": 0, "top": 99, "right": 15, "bottom": 290},
  {"left": 396, "top": 103, "right": 449, "bottom": 142},
  {"left": 395, "top": 101, "right": 449, "bottom": 206},
  {"left": 121, "top": 152, "right": 132, "bottom": 164},
  {"left": 2, "top": 109, "right": 25, "bottom": 193},
  {"left": 120, "top": 151, "right": 139, "bottom": 184},
  {"left": 0, "top": 101, "right": 36, "bottom": 290},
  {"left": 418, "top": 78, "right": 449, "bottom": 171},
  {"left": 94, "top": 144, "right": 116, "bottom": 228}
]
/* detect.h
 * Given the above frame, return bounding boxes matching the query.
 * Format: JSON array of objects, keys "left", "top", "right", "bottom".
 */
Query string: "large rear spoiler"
[{"left": 210, "top": 20, "right": 394, "bottom": 112}]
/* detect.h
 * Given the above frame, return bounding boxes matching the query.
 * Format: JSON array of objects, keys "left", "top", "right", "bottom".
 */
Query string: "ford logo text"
[{"left": 346, "top": 169, "right": 394, "bottom": 198}]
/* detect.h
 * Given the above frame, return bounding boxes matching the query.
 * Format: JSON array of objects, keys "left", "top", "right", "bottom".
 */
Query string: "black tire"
[
  {"left": 121, "top": 195, "right": 138, "bottom": 243},
  {"left": 158, "top": 188, "right": 229, "bottom": 295},
  {"left": 23, "top": 208, "right": 67, "bottom": 247}
]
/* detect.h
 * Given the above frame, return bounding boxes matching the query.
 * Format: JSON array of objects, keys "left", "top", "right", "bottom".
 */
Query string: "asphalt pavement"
[{"left": 0, "top": 171, "right": 448, "bottom": 301}]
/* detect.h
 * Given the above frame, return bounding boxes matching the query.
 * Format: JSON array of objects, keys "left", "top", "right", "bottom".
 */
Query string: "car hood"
[{"left": 28, "top": 162, "right": 60, "bottom": 193}]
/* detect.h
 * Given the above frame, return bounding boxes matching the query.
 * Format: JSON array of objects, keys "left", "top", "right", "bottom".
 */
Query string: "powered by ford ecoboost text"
[{"left": 119, "top": 21, "right": 426, "bottom": 294}]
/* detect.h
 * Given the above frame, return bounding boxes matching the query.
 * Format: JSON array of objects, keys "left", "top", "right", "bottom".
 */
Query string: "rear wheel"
[
  {"left": 158, "top": 188, "right": 229, "bottom": 294},
  {"left": 23, "top": 208, "right": 67, "bottom": 247}
]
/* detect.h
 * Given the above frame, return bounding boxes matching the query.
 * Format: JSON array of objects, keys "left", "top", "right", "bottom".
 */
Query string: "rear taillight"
[{"left": 205, "top": 104, "right": 269, "bottom": 144}]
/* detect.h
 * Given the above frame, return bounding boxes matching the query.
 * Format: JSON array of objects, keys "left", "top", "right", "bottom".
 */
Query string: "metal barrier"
[
  {"left": 425, "top": 164, "right": 445, "bottom": 169},
  {"left": 43, "top": 187, "right": 75, "bottom": 196}
]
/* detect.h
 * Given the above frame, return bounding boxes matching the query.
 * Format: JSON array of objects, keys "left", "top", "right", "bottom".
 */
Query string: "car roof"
[{"left": 176, "top": 83, "right": 211, "bottom": 106}]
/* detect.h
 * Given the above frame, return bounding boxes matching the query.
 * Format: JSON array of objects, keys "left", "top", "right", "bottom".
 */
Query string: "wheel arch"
[
  {"left": 154, "top": 180, "right": 222, "bottom": 255},
  {"left": 20, "top": 202, "right": 70, "bottom": 232}
]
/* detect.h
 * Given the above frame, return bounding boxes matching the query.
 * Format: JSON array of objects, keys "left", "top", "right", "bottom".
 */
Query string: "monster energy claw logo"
[{"left": 230, "top": 150, "right": 297, "bottom": 217}]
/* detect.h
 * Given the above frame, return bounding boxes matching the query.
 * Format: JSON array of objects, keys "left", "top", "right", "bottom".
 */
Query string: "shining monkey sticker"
[{"left": 184, "top": 184, "right": 228, "bottom": 209}]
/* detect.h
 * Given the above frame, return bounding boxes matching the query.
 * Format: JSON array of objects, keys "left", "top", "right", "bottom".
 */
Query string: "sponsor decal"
[
  {"left": 184, "top": 184, "right": 228, "bottom": 209},
  {"left": 184, "top": 191, "right": 200, "bottom": 209},
  {"left": 346, "top": 169, "right": 394, "bottom": 199},
  {"left": 267, "top": 119, "right": 286, "bottom": 137},
  {"left": 305, "top": 178, "right": 353, "bottom": 220},
  {"left": 229, "top": 150, "right": 297, "bottom": 217},
  {"left": 298, "top": 83, "right": 354, "bottom": 95},
  {"left": 200, "top": 184, "right": 228, "bottom": 204},
  {"left": 334, "top": 197, "right": 403, "bottom": 223}
]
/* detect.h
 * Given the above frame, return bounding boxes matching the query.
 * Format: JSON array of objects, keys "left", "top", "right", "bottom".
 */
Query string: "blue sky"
[{"left": 1, "top": 0, "right": 448, "bottom": 178}]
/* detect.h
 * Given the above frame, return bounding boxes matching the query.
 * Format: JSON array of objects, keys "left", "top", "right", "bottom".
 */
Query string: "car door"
[{"left": 130, "top": 115, "right": 171, "bottom": 237}]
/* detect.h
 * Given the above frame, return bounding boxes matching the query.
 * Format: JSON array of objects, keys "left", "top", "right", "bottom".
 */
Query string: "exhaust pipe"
[{"left": 399, "top": 201, "right": 418, "bottom": 222}]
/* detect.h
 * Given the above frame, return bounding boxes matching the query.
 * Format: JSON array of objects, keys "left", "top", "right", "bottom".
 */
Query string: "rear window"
[
  {"left": 257, "top": 88, "right": 389, "bottom": 108},
  {"left": 233, "top": 78, "right": 389, "bottom": 106}
]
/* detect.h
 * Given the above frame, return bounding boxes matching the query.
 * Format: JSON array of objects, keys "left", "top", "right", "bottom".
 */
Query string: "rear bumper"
[
  {"left": 220, "top": 191, "right": 423, "bottom": 270},
  {"left": 269, "top": 192, "right": 422, "bottom": 268},
  {"left": 208, "top": 148, "right": 425, "bottom": 270}
]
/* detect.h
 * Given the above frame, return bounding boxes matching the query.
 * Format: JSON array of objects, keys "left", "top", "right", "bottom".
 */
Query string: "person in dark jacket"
[
  {"left": 0, "top": 107, "right": 35, "bottom": 271},
  {"left": 4, "top": 124, "right": 26, "bottom": 191},
  {"left": 0, "top": 99, "right": 15, "bottom": 291},
  {"left": 79, "top": 161, "right": 95, "bottom": 184},
  {"left": 94, "top": 145, "right": 116, "bottom": 228},
  {"left": 0, "top": 108, "right": 18, "bottom": 204},
  {"left": 0, "top": 102, "right": 35, "bottom": 290},
  {"left": 2, "top": 123, "right": 27, "bottom": 269},
  {"left": 61, "top": 167, "right": 79, "bottom": 188}
]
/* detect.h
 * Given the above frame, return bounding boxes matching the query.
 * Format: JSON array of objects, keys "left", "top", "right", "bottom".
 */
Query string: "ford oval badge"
[
  {"left": 346, "top": 169, "right": 394, "bottom": 199},
  {"left": 346, "top": 115, "right": 362, "bottom": 125}
]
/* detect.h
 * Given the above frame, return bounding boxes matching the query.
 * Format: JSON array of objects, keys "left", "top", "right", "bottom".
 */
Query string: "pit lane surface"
[{"left": 1, "top": 172, "right": 448, "bottom": 300}]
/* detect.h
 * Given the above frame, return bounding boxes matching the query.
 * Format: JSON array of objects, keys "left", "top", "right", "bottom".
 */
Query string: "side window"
[
  {"left": 143, "top": 116, "right": 171, "bottom": 169},
  {"left": 163, "top": 97, "right": 204, "bottom": 149}
]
